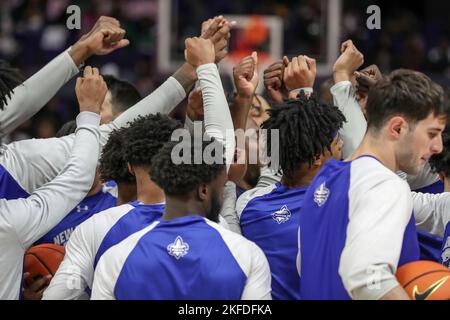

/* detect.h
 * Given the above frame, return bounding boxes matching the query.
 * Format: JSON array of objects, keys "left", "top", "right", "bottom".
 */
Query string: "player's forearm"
[
  {"left": 111, "top": 76, "right": 186, "bottom": 136},
  {"left": 380, "top": 286, "right": 410, "bottom": 300},
  {"left": 230, "top": 95, "right": 252, "bottom": 131},
  {"left": 330, "top": 81, "right": 367, "bottom": 158},
  {"left": 0, "top": 49, "right": 79, "bottom": 137},
  {"left": 197, "top": 63, "right": 235, "bottom": 172}
]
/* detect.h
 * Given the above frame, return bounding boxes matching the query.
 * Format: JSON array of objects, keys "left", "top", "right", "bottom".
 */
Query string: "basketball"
[
  {"left": 23, "top": 244, "right": 65, "bottom": 279},
  {"left": 396, "top": 261, "right": 450, "bottom": 300}
]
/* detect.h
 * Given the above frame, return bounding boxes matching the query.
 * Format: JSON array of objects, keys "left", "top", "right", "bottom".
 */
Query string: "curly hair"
[
  {"left": 123, "top": 114, "right": 183, "bottom": 168},
  {"left": 0, "top": 60, "right": 23, "bottom": 110},
  {"left": 99, "top": 127, "right": 136, "bottom": 184},
  {"left": 262, "top": 92, "right": 346, "bottom": 176},
  {"left": 149, "top": 138, "right": 226, "bottom": 197}
]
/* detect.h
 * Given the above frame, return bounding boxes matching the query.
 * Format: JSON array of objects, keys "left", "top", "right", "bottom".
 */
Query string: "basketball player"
[
  {"left": 0, "top": 66, "right": 105, "bottom": 300},
  {"left": 236, "top": 93, "right": 345, "bottom": 300},
  {"left": 299, "top": 68, "right": 448, "bottom": 300}
]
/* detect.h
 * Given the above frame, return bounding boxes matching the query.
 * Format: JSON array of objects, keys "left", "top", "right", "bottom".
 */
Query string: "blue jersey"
[
  {"left": 238, "top": 183, "right": 306, "bottom": 300},
  {"left": 416, "top": 229, "right": 443, "bottom": 262},
  {"left": 299, "top": 156, "right": 420, "bottom": 300},
  {"left": 442, "top": 223, "right": 450, "bottom": 268},
  {"left": 35, "top": 187, "right": 117, "bottom": 245},
  {"left": 91, "top": 216, "right": 272, "bottom": 300},
  {"left": 93, "top": 201, "right": 165, "bottom": 269},
  {"left": 0, "top": 164, "right": 29, "bottom": 200},
  {"left": 412, "top": 181, "right": 444, "bottom": 262}
]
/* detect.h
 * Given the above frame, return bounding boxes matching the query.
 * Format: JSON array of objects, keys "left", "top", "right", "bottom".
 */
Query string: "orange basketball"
[
  {"left": 24, "top": 244, "right": 65, "bottom": 279},
  {"left": 396, "top": 260, "right": 450, "bottom": 300}
]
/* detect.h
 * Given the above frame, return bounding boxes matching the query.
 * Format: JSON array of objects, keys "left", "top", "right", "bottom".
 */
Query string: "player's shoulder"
[
  {"left": 236, "top": 183, "right": 278, "bottom": 218},
  {"left": 351, "top": 156, "right": 408, "bottom": 186},
  {"left": 81, "top": 203, "right": 136, "bottom": 227},
  {"left": 204, "top": 218, "right": 262, "bottom": 254}
]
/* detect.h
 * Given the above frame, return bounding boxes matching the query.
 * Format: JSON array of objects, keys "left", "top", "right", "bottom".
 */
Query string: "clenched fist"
[
  {"left": 333, "top": 40, "right": 364, "bottom": 83},
  {"left": 284, "top": 55, "right": 317, "bottom": 90},
  {"left": 75, "top": 66, "right": 108, "bottom": 114},
  {"left": 233, "top": 52, "right": 259, "bottom": 99},
  {"left": 184, "top": 37, "right": 215, "bottom": 68}
]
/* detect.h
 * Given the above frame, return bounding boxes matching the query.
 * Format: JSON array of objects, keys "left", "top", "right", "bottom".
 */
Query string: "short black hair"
[
  {"left": 366, "top": 69, "right": 447, "bottom": 131},
  {"left": 100, "top": 127, "right": 136, "bottom": 184},
  {"left": 103, "top": 75, "right": 141, "bottom": 115},
  {"left": 150, "top": 138, "right": 226, "bottom": 197},
  {"left": 55, "top": 120, "right": 77, "bottom": 137},
  {"left": 262, "top": 93, "right": 346, "bottom": 176},
  {"left": 0, "top": 60, "right": 23, "bottom": 110},
  {"left": 123, "top": 114, "right": 183, "bottom": 168}
]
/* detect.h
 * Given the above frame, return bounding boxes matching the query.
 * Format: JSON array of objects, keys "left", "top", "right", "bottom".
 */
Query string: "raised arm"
[
  {"left": 0, "top": 16, "right": 128, "bottom": 137},
  {"left": 331, "top": 40, "right": 366, "bottom": 159},
  {"left": 0, "top": 66, "right": 106, "bottom": 248}
]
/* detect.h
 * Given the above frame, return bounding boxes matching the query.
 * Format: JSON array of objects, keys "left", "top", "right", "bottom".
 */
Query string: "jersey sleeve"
[
  {"left": 339, "top": 177, "right": 412, "bottom": 300},
  {"left": 0, "top": 112, "right": 101, "bottom": 249},
  {"left": 196, "top": 64, "right": 235, "bottom": 173},
  {"left": 241, "top": 242, "right": 272, "bottom": 300},
  {"left": 412, "top": 192, "right": 450, "bottom": 238},
  {"left": 330, "top": 81, "right": 367, "bottom": 159},
  {"left": 42, "top": 218, "right": 96, "bottom": 300},
  {"left": 0, "top": 49, "right": 79, "bottom": 137}
]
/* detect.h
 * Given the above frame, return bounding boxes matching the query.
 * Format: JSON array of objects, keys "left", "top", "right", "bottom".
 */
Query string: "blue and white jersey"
[
  {"left": 237, "top": 183, "right": 306, "bottom": 300},
  {"left": 43, "top": 201, "right": 165, "bottom": 300},
  {"left": 0, "top": 164, "right": 30, "bottom": 200},
  {"left": 91, "top": 216, "right": 272, "bottom": 300},
  {"left": 411, "top": 192, "right": 450, "bottom": 268},
  {"left": 416, "top": 229, "right": 443, "bottom": 262},
  {"left": 442, "top": 225, "right": 450, "bottom": 268},
  {"left": 299, "top": 156, "right": 420, "bottom": 300},
  {"left": 35, "top": 184, "right": 117, "bottom": 246}
]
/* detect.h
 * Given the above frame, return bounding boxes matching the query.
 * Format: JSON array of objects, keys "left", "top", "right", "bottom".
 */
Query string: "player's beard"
[
  {"left": 397, "top": 133, "right": 421, "bottom": 175},
  {"left": 206, "top": 191, "right": 222, "bottom": 223}
]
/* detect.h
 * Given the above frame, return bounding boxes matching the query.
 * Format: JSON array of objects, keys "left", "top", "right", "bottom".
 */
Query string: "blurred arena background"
[{"left": 0, "top": 0, "right": 448, "bottom": 141}]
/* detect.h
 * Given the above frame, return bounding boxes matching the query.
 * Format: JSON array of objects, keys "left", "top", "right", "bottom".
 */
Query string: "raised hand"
[
  {"left": 355, "top": 64, "right": 383, "bottom": 97},
  {"left": 184, "top": 37, "right": 215, "bottom": 69},
  {"left": 70, "top": 16, "right": 130, "bottom": 66},
  {"left": 263, "top": 56, "right": 289, "bottom": 103},
  {"left": 233, "top": 52, "right": 259, "bottom": 99},
  {"left": 333, "top": 40, "right": 364, "bottom": 83},
  {"left": 201, "top": 16, "right": 236, "bottom": 63},
  {"left": 284, "top": 55, "right": 317, "bottom": 91},
  {"left": 75, "top": 66, "right": 108, "bottom": 114}
]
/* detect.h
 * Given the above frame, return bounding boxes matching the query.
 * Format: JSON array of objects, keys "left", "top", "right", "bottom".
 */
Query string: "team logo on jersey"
[
  {"left": 413, "top": 276, "right": 449, "bottom": 300},
  {"left": 167, "top": 236, "right": 190, "bottom": 260},
  {"left": 76, "top": 205, "right": 89, "bottom": 212},
  {"left": 314, "top": 183, "right": 330, "bottom": 207},
  {"left": 272, "top": 205, "right": 292, "bottom": 224},
  {"left": 442, "top": 237, "right": 450, "bottom": 267}
]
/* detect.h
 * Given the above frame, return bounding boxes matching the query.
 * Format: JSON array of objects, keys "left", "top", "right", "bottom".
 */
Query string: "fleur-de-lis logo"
[
  {"left": 167, "top": 236, "right": 189, "bottom": 260},
  {"left": 272, "top": 205, "right": 292, "bottom": 224},
  {"left": 314, "top": 183, "right": 330, "bottom": 207}
]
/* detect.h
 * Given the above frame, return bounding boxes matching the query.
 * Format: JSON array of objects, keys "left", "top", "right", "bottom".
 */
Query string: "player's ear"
[
  {"left": 197, "top": 183, "right": 208, "bottom": 201},
  {"left": 127, "top": 163, "right": 135, "bottom": 176},
  {"left": 388, "top": 116, "right": 407, "bottom": 139}
]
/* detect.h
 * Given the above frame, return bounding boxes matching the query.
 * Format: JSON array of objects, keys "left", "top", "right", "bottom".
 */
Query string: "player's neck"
[
  {"left": 281, "top": 165, "right": 318, "bottom": 189},
  {"left": 349, "top": 134, "right": 397, "bottom": 172},
  {"left": 86, "top": 179, "right": 103, "bottom": 197},
  {"left": 162, "top": 197, "right": 205, "bottom": 221},
  {"left": 135, "top": 170, "right": 165, "bottom": 205},
  {"left": 116, "top": 183, "right": 137, "bottom": 205}
]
